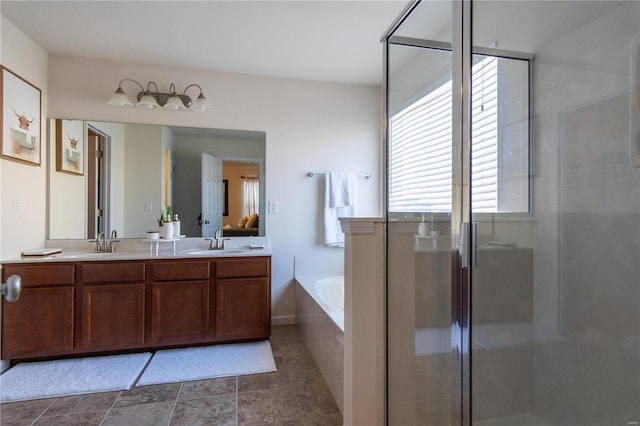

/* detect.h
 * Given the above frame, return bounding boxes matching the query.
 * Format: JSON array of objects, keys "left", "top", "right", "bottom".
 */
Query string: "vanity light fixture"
[{"left": 107, "top": 79, "right": 211, "bottom": 111}]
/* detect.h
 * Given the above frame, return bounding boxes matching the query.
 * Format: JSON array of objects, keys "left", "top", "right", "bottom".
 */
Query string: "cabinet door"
[
  {"left": 2, "top": 287, "right": 74, "bottom": 359},
  {"left": 150, "top": 281, "right": 209, "bottom": 345},
  {"left": 215, "top": 278, "right": 270, "bottom": 341},
  {"left": 79, "top": 283, "right": 145, "bottom": 351}
]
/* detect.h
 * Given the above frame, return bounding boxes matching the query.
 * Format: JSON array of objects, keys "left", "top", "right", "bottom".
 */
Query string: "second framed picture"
[{"left": 55, "top": 119, "right": 84, "bottom": 175}]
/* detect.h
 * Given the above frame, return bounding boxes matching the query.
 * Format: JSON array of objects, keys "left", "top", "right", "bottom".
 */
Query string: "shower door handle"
[
  {"left": 459, "top": 222, "right": 478, "bottom": 269},
  {"left": 629, "top": 34, "right": 640, "bottom": 167},
  {"left": 1, "top": 275, "right": 22, "bottom": 302}
]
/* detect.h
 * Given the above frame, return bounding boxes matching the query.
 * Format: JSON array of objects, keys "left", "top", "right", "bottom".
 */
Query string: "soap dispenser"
[
  {"left": 418, "top": 214, "right": 428, "bottom": 236},
  {"left": 173, "top": 213, "right": 181, "bottom": 237}
]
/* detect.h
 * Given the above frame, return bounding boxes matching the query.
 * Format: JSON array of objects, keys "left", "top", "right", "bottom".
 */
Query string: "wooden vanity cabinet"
[
  {"left": 1, "top": 264, "right": 75, "bottom": 359},
  {"left": 149, "top": 260, "right": 211, "bottom": 345},
  {"left": 1, "top": 255, "right": 271, "bottom": 360},
  {"left": 215, "top": 257, "right": 271, "bottom": 341},
  {"left": 78, "top": 262, "right": 146, "bottom": 352}
]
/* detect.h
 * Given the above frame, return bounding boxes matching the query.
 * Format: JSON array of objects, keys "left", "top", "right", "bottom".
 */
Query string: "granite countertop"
[{"left": 2, "top": 237, "right": 273, "bottom": 264}]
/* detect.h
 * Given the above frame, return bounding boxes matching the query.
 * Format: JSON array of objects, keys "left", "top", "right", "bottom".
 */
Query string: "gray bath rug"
[
  {"left": 0, "top": 352, "right": 152, "bottom": 402},
  {"left": 136, "top": 340, "right": 276, "bottom": 386}
]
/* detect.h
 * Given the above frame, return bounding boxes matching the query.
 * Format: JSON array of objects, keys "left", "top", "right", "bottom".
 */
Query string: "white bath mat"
[
  {"left": 0, "top": 352, "right": 152, "bottom": 402},
  {"left": 136, "top": 341, "right": 276, "bottom": 386}
]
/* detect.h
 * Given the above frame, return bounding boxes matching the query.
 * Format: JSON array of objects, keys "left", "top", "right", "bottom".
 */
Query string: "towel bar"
[{"left": 307, "top": 172, "right": 372, "bottom": 179}]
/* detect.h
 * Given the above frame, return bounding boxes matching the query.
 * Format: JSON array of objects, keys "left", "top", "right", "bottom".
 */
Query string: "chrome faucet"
[
  {"left": 92, "top": 230, "right": 119, "bottom": 252},
  {"left": 205, "top": 229, "right": 229, "bottom": 250},
  {"left": 94, "top": 232, "right": 106, "bottom": 252},
  {"left": 108, "top": 230, "right": 120, "bottom": 252}
]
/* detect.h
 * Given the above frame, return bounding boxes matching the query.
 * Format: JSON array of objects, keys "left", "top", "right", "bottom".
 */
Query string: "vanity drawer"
[
  {"left": 216, "top": 257, "right": 270, "bottom": 278},
  {"left": 82, "top": 262, "right": 145, "bottom": 283},
  {"left": 152, "top": 261, "right": 210, "bottom": 281},
  {"left": 2, "top": 264, "right": 75, "bottom": 287}
]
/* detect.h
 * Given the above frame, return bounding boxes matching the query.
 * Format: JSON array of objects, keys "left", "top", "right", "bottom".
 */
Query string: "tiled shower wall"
[{"left": 532, "top": 3, "right": 640, "bottom": 424}]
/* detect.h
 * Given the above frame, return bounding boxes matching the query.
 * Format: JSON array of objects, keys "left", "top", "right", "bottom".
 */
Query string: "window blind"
[
  {"left": 470, "top": 56, "right": 498, "bottom": 212},
  {"left": 389, "top": 56, "right": 498, "bottom": 213}
]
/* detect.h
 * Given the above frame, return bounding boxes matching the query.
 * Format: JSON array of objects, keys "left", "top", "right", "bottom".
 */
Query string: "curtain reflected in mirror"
[{"left": 243, "top": 177, "right": 259, "bottom": 217}]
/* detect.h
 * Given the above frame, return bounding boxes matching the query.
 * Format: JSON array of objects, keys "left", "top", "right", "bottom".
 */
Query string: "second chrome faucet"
[{"left": 205, "top": 229, "right": 230, "bottom": 250}]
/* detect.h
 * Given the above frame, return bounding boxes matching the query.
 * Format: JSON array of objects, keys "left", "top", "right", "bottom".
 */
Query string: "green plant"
[{"left": 157, "top": 206, "right": 173, "bottom": 226}]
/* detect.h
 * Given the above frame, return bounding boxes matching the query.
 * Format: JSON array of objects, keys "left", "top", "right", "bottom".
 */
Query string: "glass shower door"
[
  {"left": 470, "top": 1, "right": 640, "bottom": 424},
  {"left": 385, "top": 1, "right": 461, "bottom": 424},
  {"left": 386, "top": 1, "right": 640, "bottom": 425}
]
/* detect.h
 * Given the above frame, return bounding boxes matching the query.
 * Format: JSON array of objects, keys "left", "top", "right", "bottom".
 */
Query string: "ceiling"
[{"left": 1, "top": 0, "right": 410, "bottom": 86}]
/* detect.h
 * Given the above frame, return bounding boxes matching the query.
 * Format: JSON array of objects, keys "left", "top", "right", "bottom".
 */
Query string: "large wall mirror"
[{"left": 48, "top": 119, "right": 266, "bottom": 239}]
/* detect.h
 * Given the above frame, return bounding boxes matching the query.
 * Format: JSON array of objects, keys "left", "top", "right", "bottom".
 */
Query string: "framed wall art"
[
  {"left": 1, "top": 66, "right": 42, "bottom": 166},
  {"left": 55, "top": 119, "right": 84, "bottom": 175}
]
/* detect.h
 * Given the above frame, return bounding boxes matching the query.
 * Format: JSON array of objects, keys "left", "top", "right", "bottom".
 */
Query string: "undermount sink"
[{"left": 182, "top": 248, "right": 248, "bottom": 255}]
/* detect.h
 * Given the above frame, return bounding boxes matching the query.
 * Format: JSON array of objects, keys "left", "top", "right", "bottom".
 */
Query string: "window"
[
  {"left": 242, "top": 177, "right": 259, "bottom": 217},
  {"left": 388, "top": 54, "right": 530, "bottom": 214}
]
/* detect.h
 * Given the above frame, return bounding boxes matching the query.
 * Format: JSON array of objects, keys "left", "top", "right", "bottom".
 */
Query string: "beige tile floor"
[{"left": 0, "top": 325, "right": 343, "bottom": 426}]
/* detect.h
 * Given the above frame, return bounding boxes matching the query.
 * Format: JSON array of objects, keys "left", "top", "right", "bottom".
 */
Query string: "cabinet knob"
[{"left": 1, "top": 275, "right": 22, "bottom": 302}]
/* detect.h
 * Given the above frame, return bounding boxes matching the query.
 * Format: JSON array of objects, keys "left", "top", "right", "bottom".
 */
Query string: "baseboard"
[{"left": 271, "top": 315, "right": 296, "bottom": 326}]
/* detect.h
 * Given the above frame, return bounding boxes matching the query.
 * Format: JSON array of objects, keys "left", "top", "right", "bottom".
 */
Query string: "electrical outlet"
[
  {"left": 144, "top": 201, "right": 153, "bottom": 212},
  {"left": 268, "top": 201, "right": 279, "bottom": 214}
]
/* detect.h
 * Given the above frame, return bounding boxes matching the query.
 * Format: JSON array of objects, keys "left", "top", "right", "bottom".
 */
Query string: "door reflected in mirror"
[{"left": 48, "top": 119, "right": 266, "bottom": 239}]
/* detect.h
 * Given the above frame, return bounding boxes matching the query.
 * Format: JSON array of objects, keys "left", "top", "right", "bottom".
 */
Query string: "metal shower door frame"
[{"left": 382, "top": 0, "right": 473, "bottom": 424}]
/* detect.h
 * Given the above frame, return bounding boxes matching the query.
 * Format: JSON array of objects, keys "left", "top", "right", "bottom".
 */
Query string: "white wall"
[
  {"left": 122, "top": 124, "right": 164, "bottom": 236},
  {"left": 0, "top": 15, "right": 48, "bottom": 371},
  {"left": 1, "top": 17, "right": 48, "bottom": 257},
  {"left": 46, "top": 54, "right": 383, "bottom": 322}
]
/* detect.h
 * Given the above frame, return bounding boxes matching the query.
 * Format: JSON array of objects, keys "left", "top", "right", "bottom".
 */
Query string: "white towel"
[
  {"left": 324, "top": 172, "right": 356, "bottom": 247},
  {"left": 328, "top": 171, "right": 354, "bottom": 207}
]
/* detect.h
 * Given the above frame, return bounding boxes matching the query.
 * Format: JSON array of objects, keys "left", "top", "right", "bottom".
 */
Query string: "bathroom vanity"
[{"left": 1, "top": 253, "right": 271, "bottom": 360}]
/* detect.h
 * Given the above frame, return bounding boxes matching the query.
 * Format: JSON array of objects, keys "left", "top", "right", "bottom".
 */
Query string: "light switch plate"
[
  {"left": 12, "top": 196, "right": 22, "bottom": 214},
  {"left": 268, "top": 201, "right": 279, "bottom": 214}
]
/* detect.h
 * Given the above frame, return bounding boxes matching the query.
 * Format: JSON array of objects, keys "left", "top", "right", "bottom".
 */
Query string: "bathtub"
[
  {"left": 295, "top": 272, "right": 344, "bottom": 413},
  {"left": 310, "top": 276, "right": 344, "bottom": 331}
]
